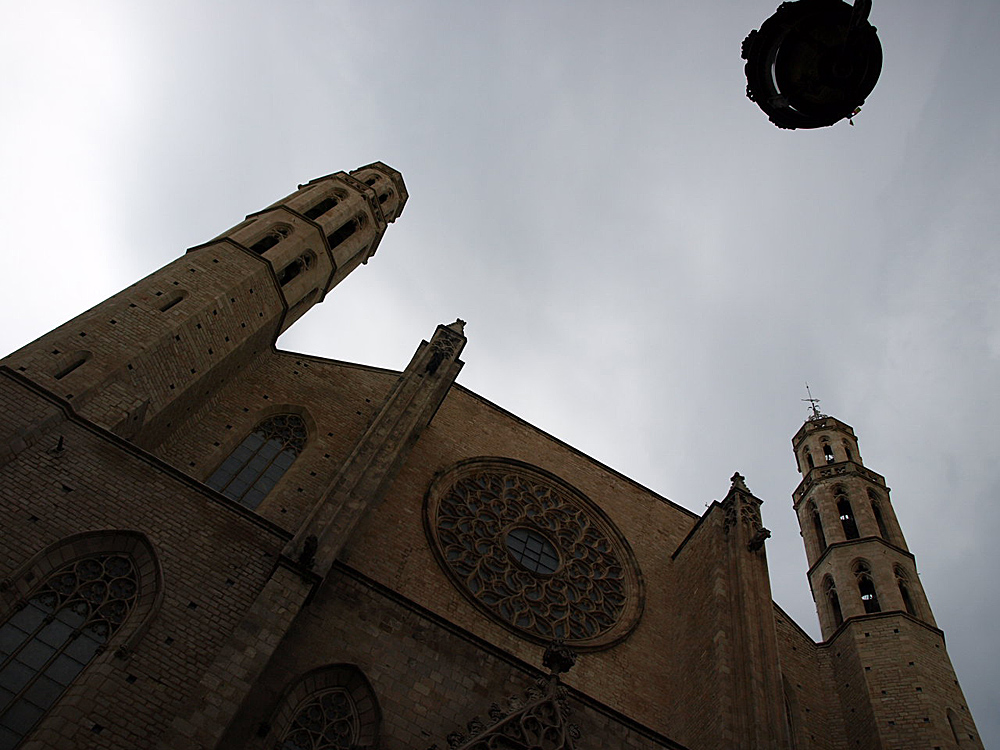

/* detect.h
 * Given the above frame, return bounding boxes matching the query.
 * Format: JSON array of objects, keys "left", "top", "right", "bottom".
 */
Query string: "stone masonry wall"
[
  {"left": 340, "top": 384, "right": 718, "bottom": 744},
  {"left": 773, "top": 606, "right": 846, "bottom": 750},
  {"left": 218, "top": 565, "right": 687, "bottom": 750},
  {"left": 0, "top": 376, "right": 287, "bottom": 749},
  {"left": 153, "top": 353, "right": 399, "bottom": 534}
]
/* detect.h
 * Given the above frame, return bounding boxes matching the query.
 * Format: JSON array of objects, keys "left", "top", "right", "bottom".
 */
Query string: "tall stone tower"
[
  {"left": 2, "top": 162, "right": 407, "bottom": 453},
  {"left": 791, "top": 411, "right": 983, "bottom": 749}
]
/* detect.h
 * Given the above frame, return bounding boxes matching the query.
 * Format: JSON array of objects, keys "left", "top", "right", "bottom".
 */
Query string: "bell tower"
[
  {"left": 791, "top": 404, "right": 983, "bottom": 749},
  {"left": 0, "top": 162, "right": 408, "bottom": 452}
]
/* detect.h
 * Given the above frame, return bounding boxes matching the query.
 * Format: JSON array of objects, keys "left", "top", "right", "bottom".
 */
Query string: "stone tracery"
[{"left": 425, "top": 459, "right": 642, "bottom": 648}]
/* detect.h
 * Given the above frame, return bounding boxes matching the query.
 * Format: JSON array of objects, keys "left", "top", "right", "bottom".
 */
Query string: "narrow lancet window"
[
  {"left": 811, "top": 503, "right": 827, "bottom": 552},
  {"left": 326, "top": 217, "right": 361, "bottom": 249},
  {"left": 159, "top": 292, "right": 186, "bottom": 312},
  {"left": 895, "top": 567, "right": 917, "bottom": 616},
  {"left": 948, "top": 708, "right": 963, "bottom": 745},
  {"left": 53, "top": 352, "right": 90, "bottom": 380},
  {"left": 823, "top": 443, "right": 835, "bottom": 464},
  {"left": 855, "top": 562, "right": 881, "bottom": 614},
  {"left": 206, "top": 414, "right": 307, "bottom": 509},
  {"left": 303, "top": 197, "right": 339, "bottom": 221},
  {"left": 837, "top": 492, "right": 859, "bottom": 540},
  {"left": 842, "top": 439, "right": 853, "bottom": 462},
  {"left": 278, "top": 252, "right": 314, "bottom": 287},
  {"left": 824, "top": 576, "right": 843, "bottom": 628},
  {"left": 871, "top": 499, "right": 890, "bottom": 541},
  {"left": 249, "top": 226, "right": 290, "bottom": 255},
  {"left": 805, "top": 451, "right": 814, "bottom": 469}
]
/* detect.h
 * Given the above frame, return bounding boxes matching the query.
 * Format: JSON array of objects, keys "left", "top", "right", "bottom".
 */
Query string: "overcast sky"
[{"left": 1, "top": 0, "right": 997, "bottom": 743}]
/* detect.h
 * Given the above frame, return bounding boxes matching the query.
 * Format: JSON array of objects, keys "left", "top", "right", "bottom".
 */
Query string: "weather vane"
[
  {"left": 802, "top": 383, "right": 826, "bottom": 420},
  {"left": 742, "top": 0, "right": 882, "bottom": 129}
]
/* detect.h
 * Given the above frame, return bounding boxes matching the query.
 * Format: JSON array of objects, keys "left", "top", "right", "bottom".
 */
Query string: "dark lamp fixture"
[{"left": 742, "top": 0, "right": 882, "bottom": 129}]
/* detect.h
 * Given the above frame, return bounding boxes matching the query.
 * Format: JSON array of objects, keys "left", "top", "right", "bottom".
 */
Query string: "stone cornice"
[{"left": 793, "top": 460, "right": 887, "bottom": 507}]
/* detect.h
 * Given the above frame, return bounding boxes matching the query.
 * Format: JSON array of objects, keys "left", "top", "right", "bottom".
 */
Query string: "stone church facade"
[{"left": 0, "top": 163, "right": 983, "bottom": 749}]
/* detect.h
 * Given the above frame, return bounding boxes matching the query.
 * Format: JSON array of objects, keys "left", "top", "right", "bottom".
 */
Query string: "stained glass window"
[
  {"left": 207, "top": 414, "right": 307, "bottom": 510},
  {"left": 279, "top": 688, "right": 358, "bottom": 750},
  {"left": 505, "top": 528, "right": 559, "bottom": 574},
  {"left": 0, "top": 555, "right": 139, "bottom": 749}
]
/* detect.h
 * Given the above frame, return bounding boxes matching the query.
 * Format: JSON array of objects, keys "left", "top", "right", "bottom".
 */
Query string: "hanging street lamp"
[{"left": 742, "top": 0, "right": 882, "bottom": 129}]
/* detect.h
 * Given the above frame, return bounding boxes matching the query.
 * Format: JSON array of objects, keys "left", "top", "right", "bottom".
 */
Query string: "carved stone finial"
[
  {"left": 730, "top": 472, "right": 749, "bottom": 492},
  {"left": 447, "top": 318, "right": 467, "bottom": 335},
  {"left": 543, "top": 639, "right": 578, "bottom": 676},
  {"left": 446, "top": 731, "right": 465, "bottom": 748},
  {"left": 748, "top": 527, "right": 772, "bottom": 551}
]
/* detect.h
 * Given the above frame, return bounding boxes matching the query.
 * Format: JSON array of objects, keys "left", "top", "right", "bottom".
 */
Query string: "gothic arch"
[
  {"left": 867, "top": 489, "right": 892, "bottom": 542},
  {"left": 894, "top": 565, "right": 918, "bottom": 617},
  {"left": 205, "top": 410, "right": 311, "bottom": 509},
  {"left": 823, "top": 574, "right": 843, "bottom": 629},
  {"left": 836, "top": 489, "right": 859, "bottom": 540},
  {"left": 248, "top": 223, "right": 293, "bottom": 255},
  {"left": 262, "top": 664, "right": 381, "bottom": 749},
  {"left": 0, "top": 531, "right": 162, "bottom": 745},
  {"left": 1, "top": 530, "right": 163, "bottom": 656},
  {"left": 809, "top": 501, "right": 826, "bottom": 553},
  {"left": 782, "top": 674, "right": 802, "bottom": 749},
  {"left": 852, "top": 559, "right": 881, "bottom": 614}
]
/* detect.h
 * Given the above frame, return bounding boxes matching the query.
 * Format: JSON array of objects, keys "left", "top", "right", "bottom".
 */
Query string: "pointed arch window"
[
  {"left": 842, "top": 439, "right": 853, "bottom": 462},
  {"left": 206, "top": 414, "right": 307, "bottom": 509},
  {"left": 326, "top": 216, "right": 363, "bottom": 250},
  {"left": 895, "top": 566, "right": 917, "bottom": 617},
  {"left": 53, "top": 351, "right": 91, "bottom": 381},
  {"left": 803, "top": 451, "right": 814, "bottom": 470},
  {"left": 0, "top": 554, "right": 140, "bottom": 746},
  {"left": 823, "top": 443, "right": 835, "bottom": 464},
  {"left": 854, "top": 561, "right": 881, "bottom": 614},
  {"left": 278, "top": 251, "right": 315, "bottom": 287},
  {"left": 249, "top": 226, "right": 291, "bottom": 255},
  {"left": 869, "top": 490, "right": 891, "bottom": 542},
  {"left": 279, "top": 688, "right": 359, "bottom": 749},
  {"left": 824, "top": 576, "right": 843, "bottom": 628},
  {"left": 265, "top": 665, "right": 381, "bottom": 750},
  {"left": 810, "top": 502, "right": 827, "bottom": 552},
  {"left": 303, "top": 196, "right": 339, "bottom": 222},
  {"left": 947, "top": 708, "right": 964, "bottom": 745},
  {"left": 837, "top": 491, "right": 859, "bottom": 540}
]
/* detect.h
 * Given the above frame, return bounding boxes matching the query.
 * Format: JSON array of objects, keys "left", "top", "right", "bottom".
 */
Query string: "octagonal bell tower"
[{"left": 791, "top": 403, "right": 983, "bottom": 749}]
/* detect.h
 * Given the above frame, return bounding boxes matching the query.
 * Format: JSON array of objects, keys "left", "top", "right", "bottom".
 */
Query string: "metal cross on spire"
[{"left": 802, "top": 383, "right": 827, "bottom": 420}]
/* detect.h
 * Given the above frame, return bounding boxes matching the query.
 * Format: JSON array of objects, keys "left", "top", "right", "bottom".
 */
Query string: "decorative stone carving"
[
  {"left": 431, "top": 675, "right": 578, "bottom": 750},
  {"left": 542, "top": 639, "right": 578, "bottom": 675},
  {"left": 425, "top": 458, "right": 643, "bottom": 648},
  {"left": 722, "top": 473, "right": 771, "bottom": 552}
]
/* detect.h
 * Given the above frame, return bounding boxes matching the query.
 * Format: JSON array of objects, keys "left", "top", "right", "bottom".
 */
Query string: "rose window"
[{"left": 425, "top": 458, "right": 643, "bottom": 648}]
